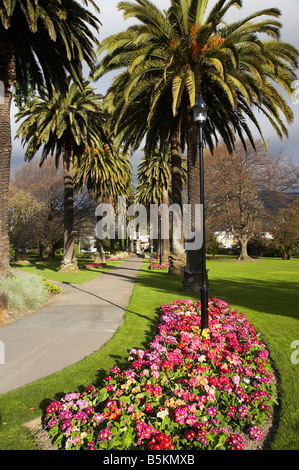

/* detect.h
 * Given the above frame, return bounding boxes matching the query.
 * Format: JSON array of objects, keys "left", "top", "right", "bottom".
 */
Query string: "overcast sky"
[{"left": 10, "top": 0, "right": 299, "bottom": 173}]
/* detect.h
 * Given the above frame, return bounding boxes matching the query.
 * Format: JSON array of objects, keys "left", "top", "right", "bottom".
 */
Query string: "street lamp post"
[
  {"left": 158, "top": 209, "right": 162, "bottom": 265},
  {"left": 192, "top": 94, "right": 209, "bottom": 333}
]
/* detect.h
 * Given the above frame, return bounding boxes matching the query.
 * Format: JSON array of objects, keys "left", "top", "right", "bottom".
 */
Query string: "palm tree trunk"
[
  {"left": 183, "top": 113, "right": 203, "bottom": 291},
  {"left": 161, "top": 184, "right": 170, "bottom": 263},
  {"left": 59, "top": 143, "right": 79, "bottom": 272},
  {"left": 0, "top": 40, "right": 16, "bottom": 279},
  {"left": 168, "top": 116, "right": 186, "bottom": 275}
]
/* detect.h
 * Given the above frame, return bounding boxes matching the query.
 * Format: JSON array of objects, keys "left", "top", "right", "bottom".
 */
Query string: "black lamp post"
[
  {"left": 192, "top": 94, "right": 209, "bottom": 332},
  {"left": 158, "top": 209, "right": 162, "bottom": 265}
]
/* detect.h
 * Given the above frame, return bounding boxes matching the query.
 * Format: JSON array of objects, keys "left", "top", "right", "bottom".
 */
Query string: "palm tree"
[
  {"left": 74, "top": 144, "right": 133, "bottom": 262},
  {"left": 16, "top": 79, "right": 108, "bottom": 272},
  {"left": 135, "top": 144, "right": 187, "bottom": 263},
  {"left": 107, "top": 147, "right": 134, "bottom": 253},
  {"left": 96, "top": 41, "right": 187, "bottom": 274},
  {"left": 94, "top": 0, "right": 298, "bottom": 290},
  {"left": 135, "top": 146, "right": 171, "bottom": 262},
  {"left": 0, "top": 0, "right": 100, "bottom": 278}
]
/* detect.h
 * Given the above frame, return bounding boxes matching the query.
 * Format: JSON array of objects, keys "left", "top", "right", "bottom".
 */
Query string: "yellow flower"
[
  {"left": 130, "top": 411, "right": 144, "bottom": 420},
  {"left": 201, "top": 328, "right": 210, "bottom": 338},
  {"left": 191, "top": 326, "right": 200, "bottom": 334}
]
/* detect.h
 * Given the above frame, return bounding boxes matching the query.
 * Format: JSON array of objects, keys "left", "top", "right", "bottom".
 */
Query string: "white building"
[{"left": 214, "top": 231, "right": 236, "bottom": 249}]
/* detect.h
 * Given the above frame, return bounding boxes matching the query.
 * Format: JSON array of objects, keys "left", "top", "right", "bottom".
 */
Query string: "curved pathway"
[{"left": 0, "top": 255, "right": 143, "bottom": 395}]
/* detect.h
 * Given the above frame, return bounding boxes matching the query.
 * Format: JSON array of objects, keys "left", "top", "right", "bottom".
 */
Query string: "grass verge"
[
  {"left": 0, "top": 257, "right": 298, "bottom": 450},
  {"left": 10, "top": 256, "right": 126, "bottom": 285}
]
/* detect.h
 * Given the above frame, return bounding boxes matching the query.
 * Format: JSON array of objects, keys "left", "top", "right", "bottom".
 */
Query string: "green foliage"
[
  {"left": 0, "top": 0, "right": 100, "bottom": 95},
  {"left": 273, "top": 198, "right": 299, "bottom": 259},
  {"left": 41, "top": 278, "right": 62, "bottom": 295},
  {"left": 15, "top": 78, "right": 109, "bottom": 166},
  {"left": 9, "top": 244, "right": 15, "bottom": 261},
  {"left": 13, "top": 73, "right": 36, "bottom": 111}
]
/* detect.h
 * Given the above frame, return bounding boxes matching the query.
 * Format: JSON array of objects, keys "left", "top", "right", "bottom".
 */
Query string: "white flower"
[{"left": 157, "top": 409, "right": 169, "bottom": 419}]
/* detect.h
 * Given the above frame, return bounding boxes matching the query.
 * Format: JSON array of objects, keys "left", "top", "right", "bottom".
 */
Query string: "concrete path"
[{"left": 0, "top": 255, "right": 143, "bottom": 395}]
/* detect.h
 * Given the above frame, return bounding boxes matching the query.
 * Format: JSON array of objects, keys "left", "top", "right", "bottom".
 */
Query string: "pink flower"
[
  {"left": 46, "top": 400, "right": 61, "bottom": 414},
  {"left": 91, "top": 413, "right": 105, "bottom": 425},
  {"left": 249, "top": 426, "right": 263, "bottom": 441},
  {"left": 45, "top": 297, "right": 275, "bottom": 451},
  {"left": 206, "top": 406, "right": 219, "bottom": 417},
  {"left": 47, "top": 418, "right": 57, "bottom": 428},
  {"left": 73, "top": 411, "right": 88, "bottom": 424},
  {"left": 226, "top": 434, "right": 245, "bottom": 450},
  {"left": 98, "top": 427, "right": 113, "bottom": 442}
]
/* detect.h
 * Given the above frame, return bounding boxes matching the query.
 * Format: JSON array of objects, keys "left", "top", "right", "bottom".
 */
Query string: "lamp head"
[{"left": 192, "top": 94, "right": 208, "bottom": 126}]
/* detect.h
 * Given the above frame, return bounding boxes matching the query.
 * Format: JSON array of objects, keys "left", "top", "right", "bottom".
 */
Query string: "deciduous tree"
[{"left": 205, "top": 140, "right": 299, "bottom": 260}]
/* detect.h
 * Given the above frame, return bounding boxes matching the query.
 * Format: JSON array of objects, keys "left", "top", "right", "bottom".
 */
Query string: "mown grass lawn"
[
  {"left": 10, "top": 256, "right": 125, "bottom": 285},
  {"left": 0, "top": 256, "right": 298, "bottom": 450}
]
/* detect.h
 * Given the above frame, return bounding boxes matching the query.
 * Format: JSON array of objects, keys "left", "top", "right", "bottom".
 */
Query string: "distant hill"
[{"left": 262, "top": 191, "right": 299, "bottom": 212}]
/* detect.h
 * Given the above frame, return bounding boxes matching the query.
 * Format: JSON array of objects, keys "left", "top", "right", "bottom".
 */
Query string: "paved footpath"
[{"left": 0, "top": 255, "right": 143, "bottom": 395}]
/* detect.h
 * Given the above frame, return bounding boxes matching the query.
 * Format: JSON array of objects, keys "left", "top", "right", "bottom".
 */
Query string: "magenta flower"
[
  {"left": 47, "top": 418, "right": 57, "bottom": 428},
  {"left": 206, "top": 406, "right": 219, "bottom": 417},
  {"left": 249, "top": 426, "right": 263, "bottom": 441},
  {"left": 97, "top": 427, "right": 113, "bottom": 442}
]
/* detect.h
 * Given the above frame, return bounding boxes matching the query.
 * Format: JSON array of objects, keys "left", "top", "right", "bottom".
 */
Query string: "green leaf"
[{"left": 97, "top": 387, "right": 109, "bottom": 403}]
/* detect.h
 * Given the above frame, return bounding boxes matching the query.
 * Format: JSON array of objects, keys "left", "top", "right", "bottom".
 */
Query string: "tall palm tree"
[
  {"left": 135, "top": 146, "right": 171, "bottom": 262},
  {"left": 96, "top": 44, "right": 187, "bottom": 274},
  {"left": 107, "top": 146, "right": 134, "bottom": 253},
  {"left": 135, "top": 144, "right": 187, "bottom": 263},
  {"left": 16, "top": 79, "right": 108, "bottom": 272},
  {"left": 74, "top": 144, "right": 133, "bottom": 262},
  {"left": 94, "top": 0, "right": 298, "bottom": 290},
  {"left": 0, "top": 0, "right": 100, "bottom": 278}
]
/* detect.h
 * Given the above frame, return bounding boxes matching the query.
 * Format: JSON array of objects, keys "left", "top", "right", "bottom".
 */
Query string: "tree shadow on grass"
[
  {"left": 208, "top": 277, "right": 299, "bottom": 321},
  {"left": 134, "top": 268, "right": 299, "bottom": 321}
]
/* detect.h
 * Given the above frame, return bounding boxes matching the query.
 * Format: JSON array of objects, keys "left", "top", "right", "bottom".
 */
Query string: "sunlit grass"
[{"left": 10, "top": 256, "right": 125, "bottom": 285}]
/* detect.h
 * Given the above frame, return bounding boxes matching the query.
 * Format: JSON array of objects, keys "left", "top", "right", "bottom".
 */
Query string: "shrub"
[
  {"left": 0, "top": 275, "right": 49, "bottom": 314},
  {"left": 45, "top": 298, "right": 277, "bottom": 450},
  {"left": 0, "top": 292, "right": 9, "bottom": 325},
  {"left": 41, "top": 278, "right": 62, "bottom": 295},
  {"left": 0, "top": 291, "right": 8, "bottom": 310}
]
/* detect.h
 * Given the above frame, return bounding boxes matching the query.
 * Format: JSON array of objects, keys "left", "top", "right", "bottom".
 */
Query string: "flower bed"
[
  {"left": 83, "top": 263, "right": 105, "bottom": 269},
  {"left": 149, "top": 263, "right": 170, "bottom": 270},
  {"left": 45, "top": 298, "right": 277, "bottom": 450}
]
